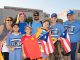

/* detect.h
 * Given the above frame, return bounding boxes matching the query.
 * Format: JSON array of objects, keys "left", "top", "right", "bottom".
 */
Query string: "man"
[
  {"left": 50, "top": 13, "right": 64, "bottom": 60},
  {"left": 64, "top": 10, "right": 80, "bottom": 60},
  {"left": 30, "top": 11, "right": 42, "bottom": 34},
  {"left": 0, "top": 17, "right": 13, "bottom": 60}
]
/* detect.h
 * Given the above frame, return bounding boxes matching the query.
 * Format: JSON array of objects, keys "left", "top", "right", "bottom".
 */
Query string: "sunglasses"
[
  {"left": 34, "top": 15, "right": 39, "bottom": 16},
  {"left": 6, "top": 20, "right": 12, "bottom": 21}
]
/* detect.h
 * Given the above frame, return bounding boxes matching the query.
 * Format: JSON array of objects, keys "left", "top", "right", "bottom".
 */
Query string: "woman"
[
  {"left": 0, "top": 16, "right": 13, "bottom": 60},
  {"left": 16, "top": 12, "right": 28, "bottom": 35}
]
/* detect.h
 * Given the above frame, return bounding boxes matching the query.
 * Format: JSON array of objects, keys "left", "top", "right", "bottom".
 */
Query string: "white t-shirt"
[{"left": 2, "top": 42, "right": 9, "bottom": 52}]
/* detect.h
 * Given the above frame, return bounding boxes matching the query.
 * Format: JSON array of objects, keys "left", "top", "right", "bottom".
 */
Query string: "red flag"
[
  {"left": 39, "top": 32, "right": 54, "bottom": 55},
  {"left": 59, "top": 30, "right": 71, "bottom": 54},
  {"left": 21, "top": 35, "right": 41, "bottom": 59}
]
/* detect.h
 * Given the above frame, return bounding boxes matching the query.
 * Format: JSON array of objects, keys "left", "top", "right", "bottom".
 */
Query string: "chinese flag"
[{"left": 21, "top": 35, "right": 41, "bottom": 59}]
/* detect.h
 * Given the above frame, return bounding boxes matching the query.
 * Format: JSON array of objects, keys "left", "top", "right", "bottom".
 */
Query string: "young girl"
[
  {"left": 21, "top": 26, "right": 41, "bottom": 60},
  {"left": 36, "top": 20, "right": 54, "bottom": 60},
  {"left": 6, "top": 24, "right": 22, "bottom": 60}
]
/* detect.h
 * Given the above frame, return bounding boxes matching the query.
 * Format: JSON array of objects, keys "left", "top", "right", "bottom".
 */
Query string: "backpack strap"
[{"left": 29, "top": 20, "right": 42, "bottom": 27}]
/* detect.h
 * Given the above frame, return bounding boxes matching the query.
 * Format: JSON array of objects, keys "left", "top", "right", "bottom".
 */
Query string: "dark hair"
[
  {"left": 11, "top": 23, "right": 19, "bottom": 27},
  {"left": 33, "top": 11, "right": 39, "bottom": 16},
  {"left": 9, "top": 17, "right": 13, "bottom": 21},
  {"left": 42, "top": 20, "right": 50, "bottom": 25},
  {"left": 5, "top": 16, "right": 13, "bottom": 22}
]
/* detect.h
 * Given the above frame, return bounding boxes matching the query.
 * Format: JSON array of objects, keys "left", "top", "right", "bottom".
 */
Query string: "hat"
[
  {"left": 51, "top": 13, "right": 57, "bottom": 18},
  {"left": 67, "top": 10, "right": 75, "bottom": 16},
  {"left": 33, "top": 11, "right": 39, "bottom": 16}
]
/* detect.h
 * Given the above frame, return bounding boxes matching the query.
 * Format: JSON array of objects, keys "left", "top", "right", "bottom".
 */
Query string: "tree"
[{"left": 25, "top": 17, "right": 33, "bottom": 24}]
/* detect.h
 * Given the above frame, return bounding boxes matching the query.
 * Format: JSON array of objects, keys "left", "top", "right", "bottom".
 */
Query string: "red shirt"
[{"left": 21, "top": 35, "right": 41, "bottom": 59}]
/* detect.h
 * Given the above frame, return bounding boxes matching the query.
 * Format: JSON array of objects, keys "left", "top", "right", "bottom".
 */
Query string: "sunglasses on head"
[{"left": 20, "top": 13, "right": 24, "bottom": 15}]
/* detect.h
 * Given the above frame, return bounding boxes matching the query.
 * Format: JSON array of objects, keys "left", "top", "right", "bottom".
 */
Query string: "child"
[
  {"left": 50, "top": 13, "right": 65, "bottom": 60},
  {"left": 21, "top": 26, "right": 41, "bottom": 60},
  {"left": 6, "top": 24, "right": 22, "bottom": 60},
  {"left": 36, "top": 20, "right": 54, "bottom": 60}
]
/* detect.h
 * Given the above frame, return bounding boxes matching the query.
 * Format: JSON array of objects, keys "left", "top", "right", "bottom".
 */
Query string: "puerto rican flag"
[
  {"left": 59, "top": 30, "right": 71, "bottom": 54},
  {"left": 39, "top": 32, "right": 54, "bottom": 55}
]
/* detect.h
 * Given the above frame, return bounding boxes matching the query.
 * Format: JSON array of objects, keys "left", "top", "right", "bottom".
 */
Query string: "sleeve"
[
  {"left": 60, "top": 24, "right": 65, "bottom": 35},
  {"left": 35, "top": 28, "right": 42, "bottom": 38},
  {"left": 6, "top": 34, "right": 10, "bottom": 46},
  {"left": 21, "top": 36, "right": 25, "bottom": 44},
  {"left": 63, "top": 21, "right": 68, "bottom": 30}
]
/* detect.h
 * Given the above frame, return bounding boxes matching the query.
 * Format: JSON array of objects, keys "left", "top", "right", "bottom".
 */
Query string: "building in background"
[
  {"left": 58, "top": 10, "right": 67, "bottom": 22},
  {"left": 0, "top": 6, "right": 50, "bottom": 24},
  {"left": 74, "top": 10, "right": 80, "bottom": 20}
]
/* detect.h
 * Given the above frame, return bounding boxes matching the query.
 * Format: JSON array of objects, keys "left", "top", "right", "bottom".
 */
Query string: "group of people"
[{"left": 0, "top": 10, "right": 80, "bottom": 60}]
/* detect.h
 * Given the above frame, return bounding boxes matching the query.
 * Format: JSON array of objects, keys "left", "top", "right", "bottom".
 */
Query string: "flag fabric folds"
[
  {"left": 59, "top": 30, "right": 71, "bottom": 54},
  {"left": 39, "top": 32, "right": 54, "bottom": 55}
]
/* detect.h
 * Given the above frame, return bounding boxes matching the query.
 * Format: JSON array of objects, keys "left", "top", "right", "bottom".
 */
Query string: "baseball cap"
[
  {"left": 33, "top": 11, "right": 39, "bottom": 16},
  {"left": 67, "top": 10, "right": 75, "bottom": 16},
  {"left": 51, "top": 13, "right": 57, "bottom": 18}
]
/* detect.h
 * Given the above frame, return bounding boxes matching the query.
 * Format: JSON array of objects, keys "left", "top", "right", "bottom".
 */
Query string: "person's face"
[
  {"left": 25, "top": 27, "right": 32, "bottom": 34},
  {"left": 43, "top": 21, "right": 49, "bottom": 28},
  {"left": 51, "top": 17, "right": 57, "bottom": 23},
  {"left": 34, "top": 15, "right": 39, "bottom": 21},
  {"left": 67, "top": 14, "right": 76, "bottom": 21},
  {"left": 19, "top": 14, "right": 25, "bottom": 22},
  {"left": 13, "top": 25, "right": 19, "bottom": 32},
  {"left": 5, "top": 18, "right": 13, "bottom": 26}
]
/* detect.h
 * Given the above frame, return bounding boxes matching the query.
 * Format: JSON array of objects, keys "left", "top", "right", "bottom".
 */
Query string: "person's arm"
[
  {"left": 22, "top": 45, "right": 26, "bottom": 60},
  {"left": 6, "top": 34, "right": 15, "bottom": 51},
  {"left": 21, "top": 36, "right": 27, "bottom": 60},
  {"left": 0, "top": 25, "right": 4, "bottom": 36}
]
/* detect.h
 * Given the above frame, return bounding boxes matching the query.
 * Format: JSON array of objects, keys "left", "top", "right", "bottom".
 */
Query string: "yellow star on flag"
[{"left": 31, "top": 37, "right": 34, "bottom": 41}]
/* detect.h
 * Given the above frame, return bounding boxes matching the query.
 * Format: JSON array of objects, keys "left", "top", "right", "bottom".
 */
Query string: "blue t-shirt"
[
  {"left": 6, "top": 33, "right": 22, "bottom": 60},
  {"left": 64, "top": 20, "right": 80, "bottom": 43},
  {"left": 18, "top": 22, "right": 27, "bottom": 34},
  {"left": 31, "top": 20, "right": 42, "bottom": 34},
  {"left": 50, "top": 23, "right": 64, "bottom": 38}
]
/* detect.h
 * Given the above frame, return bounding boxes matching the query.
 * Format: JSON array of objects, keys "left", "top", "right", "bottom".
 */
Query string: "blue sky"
[{"left": 0, "top": 0, "right": 80, "bottom": 14}]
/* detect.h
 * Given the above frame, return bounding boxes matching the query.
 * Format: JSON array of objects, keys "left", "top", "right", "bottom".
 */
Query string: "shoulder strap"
[{"left": 30, "top": 20, "right": 42, "bottom": 27}]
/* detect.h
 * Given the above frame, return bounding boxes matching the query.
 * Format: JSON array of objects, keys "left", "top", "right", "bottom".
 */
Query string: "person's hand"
[{"left": 10, "top": 47, "right": 15, "bottom": 52}]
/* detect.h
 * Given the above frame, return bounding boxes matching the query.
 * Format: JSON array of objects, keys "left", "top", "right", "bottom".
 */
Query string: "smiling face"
[
  {"left": 67, "top": 14, "right": 76, "bottom": 21},
  {"left": 43, "top": 20, "right": 50, "bottom": 29},
  {"left": 5, "top": 17, "right": 13, "bottom": 26},
  {"left": 34, "top": 15, "right": 39, "bottom": 21},
  {"left": 51, "top": 17, "right": 57, "bottom": 23},
  {"left": 12, "top": 25, "right": 19, "bottom": 32},
  {"left": 19, "top": 14, "right": 25, "bottom": 22}
]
